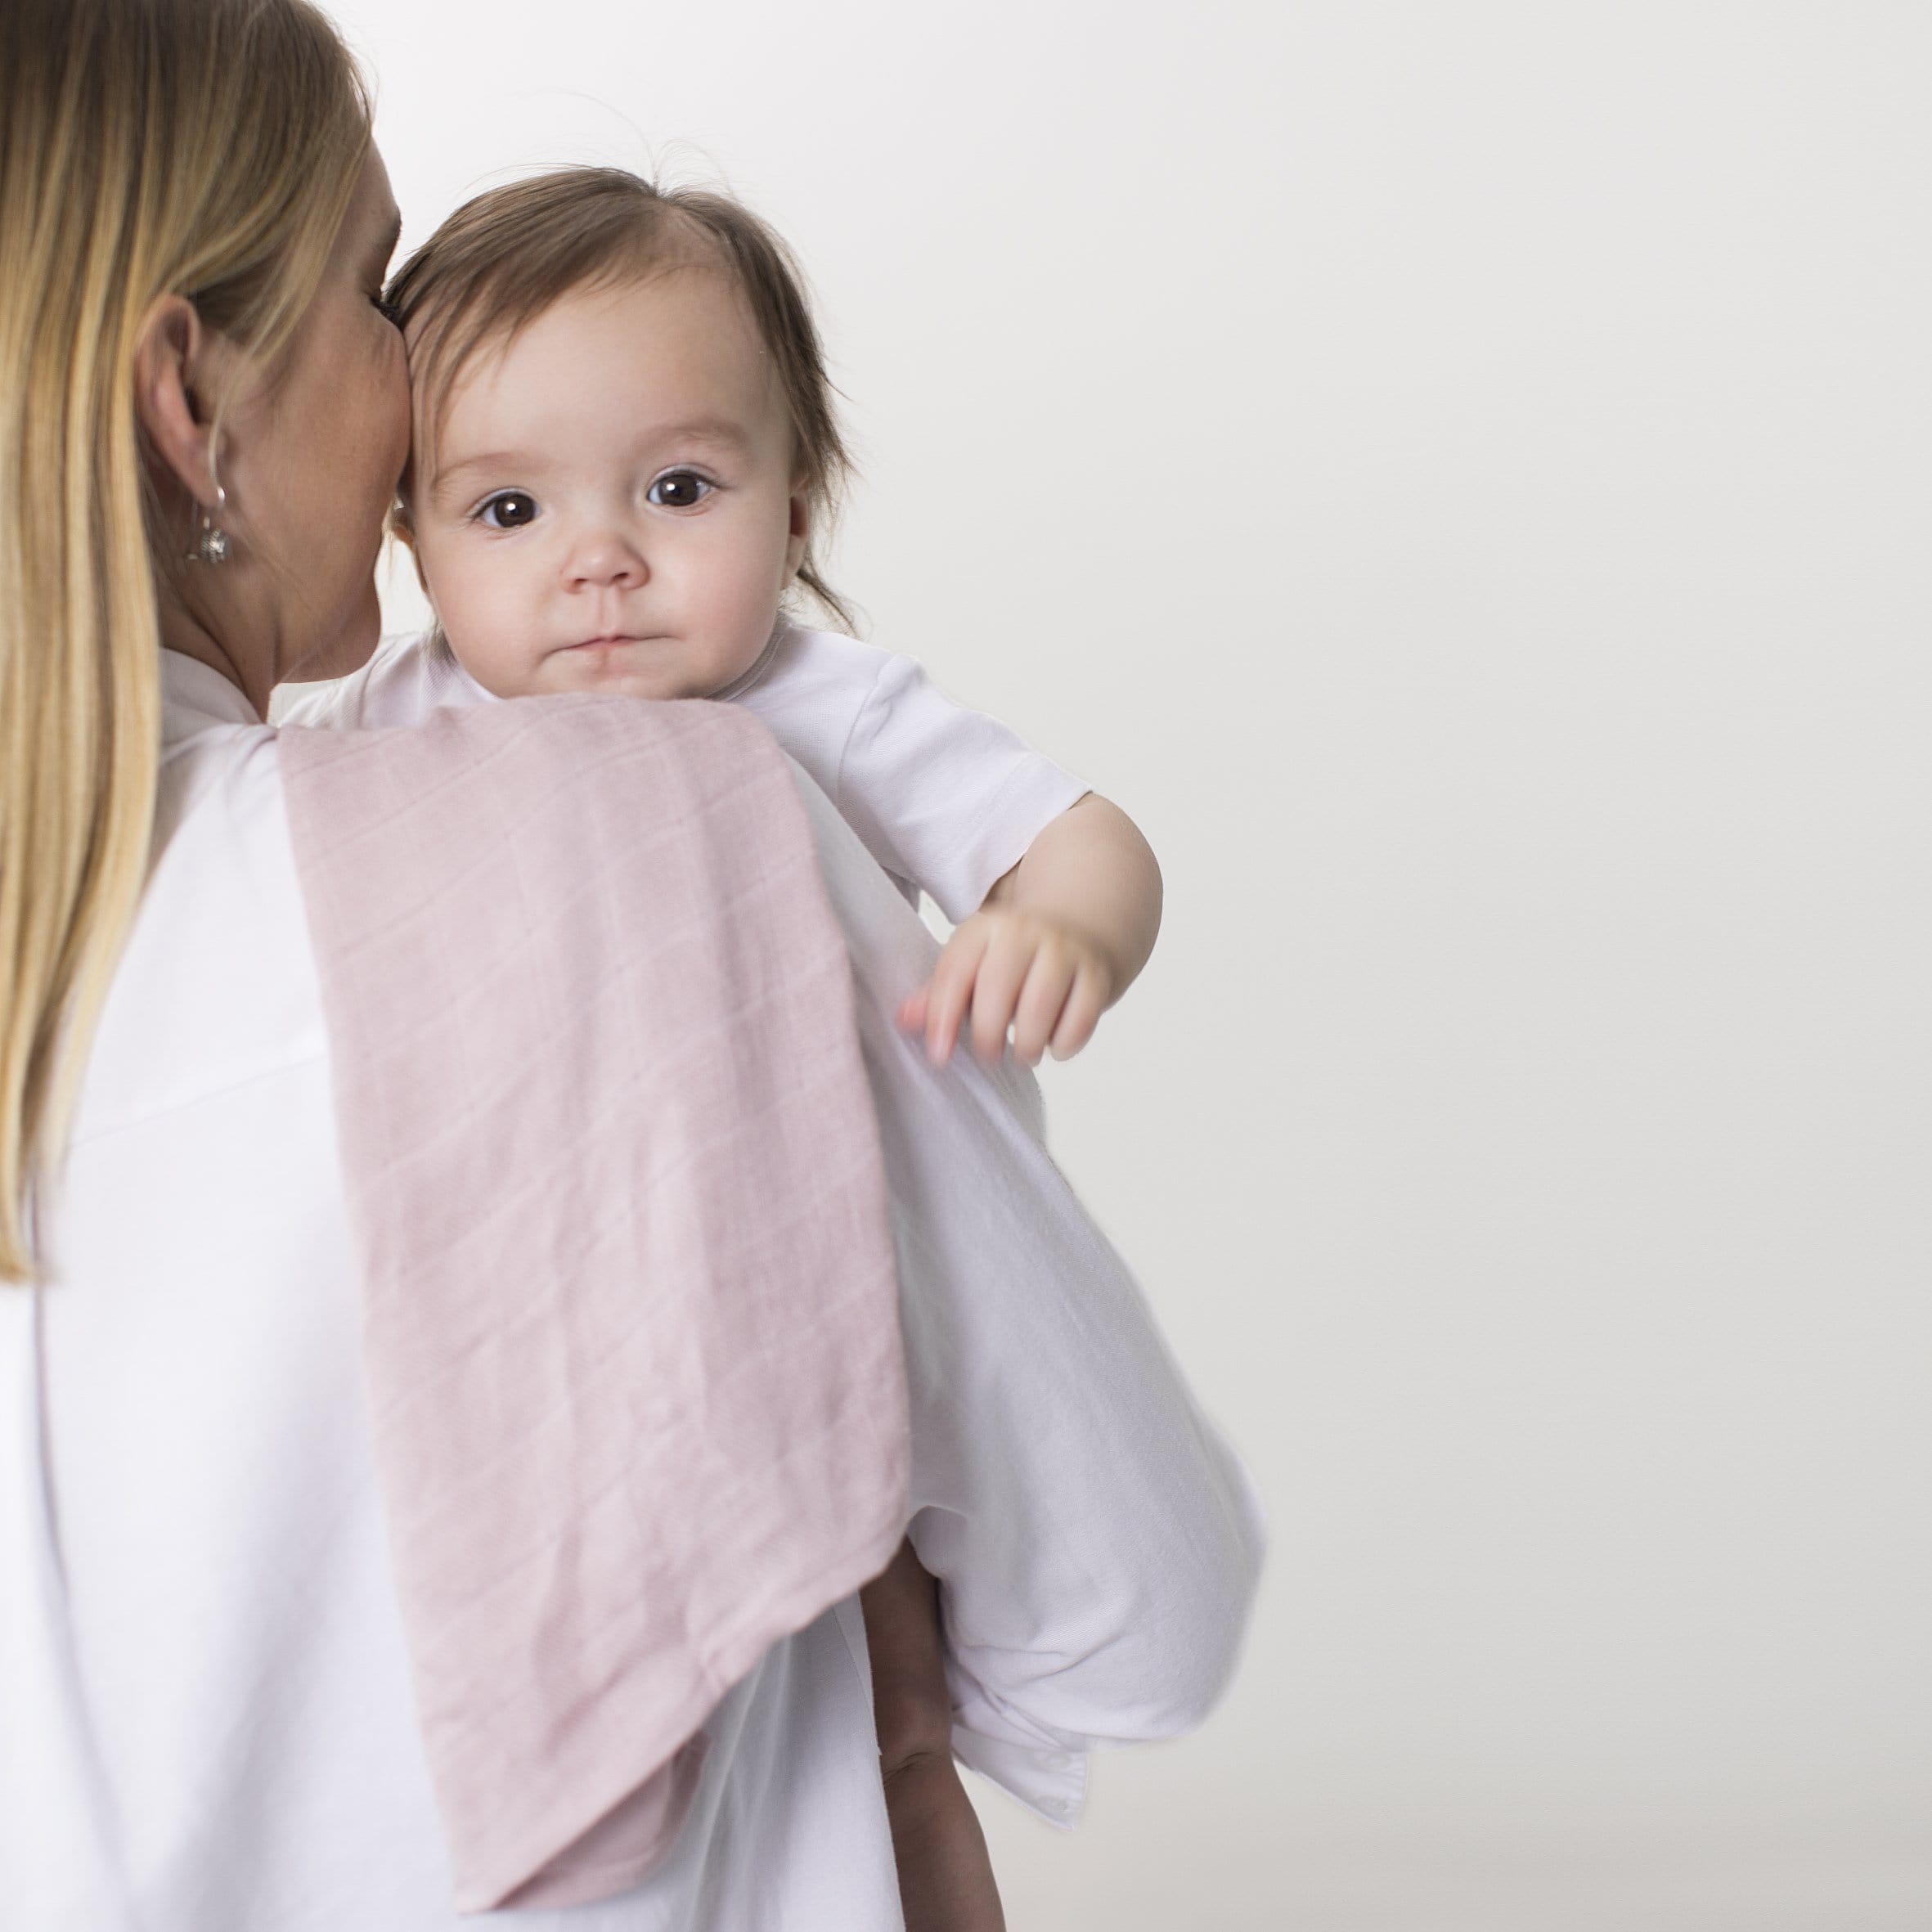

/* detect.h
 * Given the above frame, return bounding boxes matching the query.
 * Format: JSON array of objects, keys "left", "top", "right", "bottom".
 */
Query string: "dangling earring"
[{"left": 188, "top": 484, "right": 232, "bottom": 565}]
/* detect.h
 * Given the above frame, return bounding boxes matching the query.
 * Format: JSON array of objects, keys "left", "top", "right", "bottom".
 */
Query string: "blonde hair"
[
  {"left": 389, "top": 167, "right": 856, "bottom": 632},
  {"left": 0, "top": 0, "right": 373, "bottom": 1281}
]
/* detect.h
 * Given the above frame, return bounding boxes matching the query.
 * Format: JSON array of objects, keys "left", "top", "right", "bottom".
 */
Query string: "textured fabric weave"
[{"left": 278, "top": 695, "right": 909, "bottom": 1912}]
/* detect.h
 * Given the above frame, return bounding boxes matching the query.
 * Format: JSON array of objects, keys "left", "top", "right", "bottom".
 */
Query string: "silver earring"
[{"left": 188, "top": 484, "right": 232, "bottom": 565}]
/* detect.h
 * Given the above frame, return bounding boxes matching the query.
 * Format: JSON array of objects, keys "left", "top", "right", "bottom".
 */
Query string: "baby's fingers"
[
  {"left": 1010, "top": 950, "right": 1077, "bottom": 1067},
  {"left": 922, "top": 924, "right": 991, "bottom": 1065},
  {"left": 1048, "top": 964, "right": 1108, "bottom": 1061},
  {"left": 967, "top": 930, "right": 1033, "bottom": 1063}
]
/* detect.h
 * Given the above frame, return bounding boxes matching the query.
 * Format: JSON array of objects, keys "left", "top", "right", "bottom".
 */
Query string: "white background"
[{"left": 326, "top": 2, "right": 1932, "bottom": 1925}]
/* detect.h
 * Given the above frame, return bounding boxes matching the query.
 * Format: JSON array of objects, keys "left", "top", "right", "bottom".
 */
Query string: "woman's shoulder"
[
  {"left": 279, "top": 692, "right": 789, "bottom": 851},
  {"left": 272, "top": 631, "right": 485, "bottom": 730}
]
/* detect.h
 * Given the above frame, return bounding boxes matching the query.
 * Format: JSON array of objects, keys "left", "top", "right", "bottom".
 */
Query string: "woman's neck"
[{"left": 155, "top": 591, "right": 267, "bottom": 723}]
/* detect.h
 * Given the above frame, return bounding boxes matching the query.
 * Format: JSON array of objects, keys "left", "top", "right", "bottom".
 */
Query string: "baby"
[
  {"left": 285, "top": 166, "right": 1164, "bottom": 1927},
  {"left": 293, "top": 166, "right": 1161, "bottom": 1075}
]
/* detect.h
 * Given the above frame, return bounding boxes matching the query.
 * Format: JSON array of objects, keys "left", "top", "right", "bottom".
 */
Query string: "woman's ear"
[{"left": 132, "top": 294, "right": 221, "bottom": 508}]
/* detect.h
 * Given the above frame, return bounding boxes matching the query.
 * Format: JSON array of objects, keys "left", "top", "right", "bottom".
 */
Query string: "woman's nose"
[{"left": 564, "top": 527, "right": 648, "bottom": 591}]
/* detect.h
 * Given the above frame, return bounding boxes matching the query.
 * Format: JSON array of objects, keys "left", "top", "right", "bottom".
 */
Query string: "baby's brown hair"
[{"left": 388, "top": 165, "right": 855, "bottom": 631}]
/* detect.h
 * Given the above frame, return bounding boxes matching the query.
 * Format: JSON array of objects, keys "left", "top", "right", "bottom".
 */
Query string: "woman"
[{"left": 0, "top": 3, "right": 1262, "bottom": 1927}]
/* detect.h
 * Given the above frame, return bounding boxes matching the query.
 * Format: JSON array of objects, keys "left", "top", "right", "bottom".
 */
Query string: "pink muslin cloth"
[{"left": 277, "top": 695, "right": 910, "bottom": 1912}]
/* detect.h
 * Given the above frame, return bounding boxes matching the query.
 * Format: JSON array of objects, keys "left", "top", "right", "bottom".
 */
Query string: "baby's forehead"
[
  {"left": 412, "top": 264, "right": 784, "bottom": 485},
  {"left": 421, "top": 256, "right": 762, "bottom": 399}
]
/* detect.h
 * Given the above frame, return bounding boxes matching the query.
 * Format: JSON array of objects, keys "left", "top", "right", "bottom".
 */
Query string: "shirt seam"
[
  {"left": 829, "top": 650, "right": 897, "bottom": 820},
  {"left": 70, "top": 1046, "right": 330, "bottom": 1153}
]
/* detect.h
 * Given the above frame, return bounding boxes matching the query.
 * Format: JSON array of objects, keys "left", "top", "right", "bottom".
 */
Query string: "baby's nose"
[{"left": 564, "top": 530, "right": 648, "bottom": 589}]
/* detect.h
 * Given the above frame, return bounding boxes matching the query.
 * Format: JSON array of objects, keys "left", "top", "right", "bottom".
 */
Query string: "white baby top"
[
  {"left": 273, "top": 624, "right": 1091, "bottom": 924},
  {"left": 1, "top": 650, "right": 1265, "bottom": 1930}
]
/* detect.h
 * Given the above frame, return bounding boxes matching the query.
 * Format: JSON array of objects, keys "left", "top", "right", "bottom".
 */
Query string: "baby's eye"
[
  {"left": 646, "top": 470, "right": 713, "bottom": 510},
  {"left": 477, "top": 492, "right": 539, "bottom": 530}
]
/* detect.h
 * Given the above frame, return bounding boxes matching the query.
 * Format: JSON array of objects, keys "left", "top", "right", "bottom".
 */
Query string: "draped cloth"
[{"left": 277, "top": 696, "right": 910, "bottom": 1913}]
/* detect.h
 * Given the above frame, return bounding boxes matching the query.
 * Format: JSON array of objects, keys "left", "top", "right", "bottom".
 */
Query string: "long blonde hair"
[{"left": 0, "top": 0, "right": 372, "bottom": 1281}]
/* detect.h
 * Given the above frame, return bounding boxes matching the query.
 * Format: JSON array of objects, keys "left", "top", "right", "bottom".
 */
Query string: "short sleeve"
[{"left": 832, "top": 654, "right": 1090, "bottom": 925}]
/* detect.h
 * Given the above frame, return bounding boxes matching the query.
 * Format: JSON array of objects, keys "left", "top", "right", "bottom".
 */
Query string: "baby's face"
[{"left": 409, "top": 267, "right": 807, "bottom": 702}]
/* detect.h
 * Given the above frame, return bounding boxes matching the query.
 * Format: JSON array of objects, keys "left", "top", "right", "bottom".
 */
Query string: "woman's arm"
[
  {"left": 796, "top": 767, "right": 1264, "bottom": 1822},
  {"left": 861, "top": 1539, "right": 1006, "bottom": 1931}
]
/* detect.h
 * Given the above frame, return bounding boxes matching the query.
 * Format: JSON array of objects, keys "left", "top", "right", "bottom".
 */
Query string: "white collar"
[
  {"left": 160, "top": 649, "right": 264, "bottom": 741},
  {"left": 708, "top": 618, "right": 791, "bottom": 704}
]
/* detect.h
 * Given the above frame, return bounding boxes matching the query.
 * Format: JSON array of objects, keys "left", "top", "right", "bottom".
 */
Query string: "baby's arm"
[{"left": 900, "top": 793, "right": 1162, "bottom": 1066}]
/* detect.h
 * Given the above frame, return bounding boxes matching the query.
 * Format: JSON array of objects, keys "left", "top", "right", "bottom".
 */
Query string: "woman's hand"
[{"left": 898, "top": 907, "right": 1116, "bottom": 1067}]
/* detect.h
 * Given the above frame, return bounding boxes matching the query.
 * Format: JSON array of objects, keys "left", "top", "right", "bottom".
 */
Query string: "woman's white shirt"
[
  {"left": 0, "top": 651, "right": 1262, "bottom": 1930},
  {"left": 0, "top": 656, "right": 910, "bottom": 1930}
]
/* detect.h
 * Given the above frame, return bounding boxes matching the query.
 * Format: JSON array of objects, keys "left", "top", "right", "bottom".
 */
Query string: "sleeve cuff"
[
  {"left": 950, "top": 1724, "right": 1089, "bottom": 1828},
  {"left": 929, "top": 766, "right": 1092, "bottom": 927}
]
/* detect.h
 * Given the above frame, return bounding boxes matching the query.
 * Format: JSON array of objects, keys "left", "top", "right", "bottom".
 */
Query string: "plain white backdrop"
[{"left": 322, "top": 3, "right": 1932, "bottom": 1925}]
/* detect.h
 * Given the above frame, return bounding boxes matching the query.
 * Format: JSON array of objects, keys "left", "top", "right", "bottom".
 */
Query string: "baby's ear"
[
  {"left": 784, "top": 489, "right": 810, "bottom": 582},
  {"left": 388, "top": 501, "right": 431, "bottom": 598}
]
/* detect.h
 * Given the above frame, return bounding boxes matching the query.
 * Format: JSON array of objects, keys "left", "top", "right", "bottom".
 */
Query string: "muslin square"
[{"left": 280, "top": 695, "right": 908, "bottom": 1912}]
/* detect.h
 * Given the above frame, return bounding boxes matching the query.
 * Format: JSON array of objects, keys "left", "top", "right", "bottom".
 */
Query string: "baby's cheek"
[
  {"left": 429, "top": 555, "right": 508, "bottom": 672},
  {"left": 461, "top": 621, "right": 543, "bottom": 699}
]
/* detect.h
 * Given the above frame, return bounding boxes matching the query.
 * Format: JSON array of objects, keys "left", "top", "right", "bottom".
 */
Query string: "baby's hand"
[{"left": 897, "top": 907, "right": 1116, "bottom": 1068}]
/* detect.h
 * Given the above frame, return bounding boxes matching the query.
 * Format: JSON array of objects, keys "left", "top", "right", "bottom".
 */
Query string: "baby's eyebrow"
[
  {"left": 429, "top": 452, "right": 540, "bottom": 501},
  {"left": 654, "top": 419, "right": 753, "bottom": 449}
]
